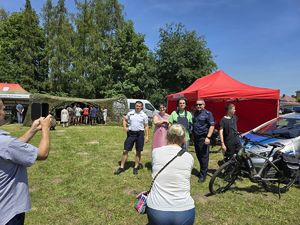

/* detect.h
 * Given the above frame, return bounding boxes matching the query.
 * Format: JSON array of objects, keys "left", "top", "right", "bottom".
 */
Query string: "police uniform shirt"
[
  {"left": 126, "top": 110, "right": 148, "bottom": 131},
  {"left": 192, "top": 109, "right": 215, "bottom": 136}
]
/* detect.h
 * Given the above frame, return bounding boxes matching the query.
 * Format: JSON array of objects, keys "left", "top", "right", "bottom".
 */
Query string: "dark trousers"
[
  {"left": 194, "top": 135, "right": 210, "bottom": 178},
  {"left": 6, "top": 213, "right": 25, "bottom": 225},
  {"left": 224, "top": 142, "right": 242, "bottom": 160}
]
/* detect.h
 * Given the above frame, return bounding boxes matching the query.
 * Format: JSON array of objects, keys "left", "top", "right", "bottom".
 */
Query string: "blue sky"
[{"left": 1, "top": 0, "right": 299, "bottom": 95}]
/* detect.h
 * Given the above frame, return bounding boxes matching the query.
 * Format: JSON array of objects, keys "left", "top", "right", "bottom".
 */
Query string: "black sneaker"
[
  {"left": 198, "top": 176, "right": 206, "bottom": 183},
  {"left": 114, "top": 167, "right": 125, "bottom": 175},
  {"left": 133, "top": 168, "right": 139, "bottom": 175}
]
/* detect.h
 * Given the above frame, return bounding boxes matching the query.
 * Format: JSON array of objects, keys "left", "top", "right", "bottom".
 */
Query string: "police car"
[{"left": 243, "top": 106, "right": 300, "bottom": 169}]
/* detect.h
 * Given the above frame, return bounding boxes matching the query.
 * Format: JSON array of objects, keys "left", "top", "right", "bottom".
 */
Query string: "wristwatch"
[{"left": 206, "top": 136, "right": 211, "bottom": 139}]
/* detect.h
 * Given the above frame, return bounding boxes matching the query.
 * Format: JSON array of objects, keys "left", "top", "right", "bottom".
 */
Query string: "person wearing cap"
[
  {"left": 114, "top": 101, "right": 149, "bottom": 175},
  {"left": 192, "top": 99, "right": 215, "bottom": 183},
  {"left": 0, "top": 99, "right": 52, "bottom": 225}
]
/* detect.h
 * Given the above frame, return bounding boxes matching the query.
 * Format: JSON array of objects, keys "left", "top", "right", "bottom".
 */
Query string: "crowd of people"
[
  {"left": 0, "top": 97, "right": 240, "bottom": 225},
  {"left": 60, "top": 104, "right": 108, "bottom": 127},
  {"left": 114, "top": 98, "right": 240, "bottom": 224}
]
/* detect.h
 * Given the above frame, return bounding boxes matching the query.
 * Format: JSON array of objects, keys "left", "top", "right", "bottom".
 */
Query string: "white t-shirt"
[
  {"left": 147, "top": 145, "right": 195, "bottom": 211},
  {"left": 126, "top": 110, "right": 148, "bottom": 131},
  {"left": 61, "top": 109, "right": 69, "bottom": 122},
  {"left": 75, "top": 107, "right": 82, "bottom": 117}
]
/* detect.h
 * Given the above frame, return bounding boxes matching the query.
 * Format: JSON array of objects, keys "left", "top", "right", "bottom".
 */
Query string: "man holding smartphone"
[{"left": 0, "top": 99, "right": 52, "bottom": 225}]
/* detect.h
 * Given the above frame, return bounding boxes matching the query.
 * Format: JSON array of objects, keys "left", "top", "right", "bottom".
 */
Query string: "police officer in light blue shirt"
[
  {"left": 114, "top": 101, "right": 149, "bottom": 175},
  {"left": 0, "top": 99, "right": 52, "bottom": 225},
  {"left": 192, "top": 99, "right": 215, "bottom": 183}
]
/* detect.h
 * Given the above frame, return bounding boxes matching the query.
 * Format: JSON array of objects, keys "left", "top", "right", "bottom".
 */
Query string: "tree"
[
  {"left": 71, "top": 0, "right": 95, "bottom": 98},
  {"left": 88, "top": 0, "right": 125, "bottom": 98},
  {"left": 0, "top": 8, "right": 8, "bottom": 21},
  {"left": 101, "top": 20, "right": 158, "bottom": 99},
  {"left": 0, "top": 1, "right": 218, "bottom": 104},
  {"left": 0, "top": 0, "right": 47, "bottom": 92},
  {"left": 44, "top": 0, "right": 76, "bottom": 95},
  {"left": 42, "top": 0, "right": 53, "bottom": 39},
  {"left": 156, "top": 23, "right": 217, "bottom": 94}
]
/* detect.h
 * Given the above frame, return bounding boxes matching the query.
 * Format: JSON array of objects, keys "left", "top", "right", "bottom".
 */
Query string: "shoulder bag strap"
[{"left": 147, "top": 148, "right": 185, "bottom": 193}]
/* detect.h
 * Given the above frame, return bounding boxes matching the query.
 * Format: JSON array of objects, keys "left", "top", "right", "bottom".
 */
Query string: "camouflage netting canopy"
[{"left": 23, "top": 93, "right": 127, "bottom": 126}]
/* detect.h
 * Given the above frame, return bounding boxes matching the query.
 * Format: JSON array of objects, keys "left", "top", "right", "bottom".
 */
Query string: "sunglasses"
[{"left": 195, "top": 103, "right": 203, "bottom": 106}]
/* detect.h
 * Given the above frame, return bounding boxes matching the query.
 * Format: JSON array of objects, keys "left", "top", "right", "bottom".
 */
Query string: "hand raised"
[
  {"left": 31, "top": 118, "right": 42, "bottom": 132},
  {"left": 40, "top": 115, "right": 52, "bottom": 130}
]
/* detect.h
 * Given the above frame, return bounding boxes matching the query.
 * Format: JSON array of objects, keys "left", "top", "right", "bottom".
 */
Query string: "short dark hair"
[
  {"left": 225, "top": 103, "right": 235, "bottom": 112},
  {"left": 159, "top": 103, "right": 166, "bottom": 107},
  {"left": 177, "top": 97, "right": 188, "bottom": 106},
  {"left": 135, "top": 101, "right": 143, "bottom": 106}
]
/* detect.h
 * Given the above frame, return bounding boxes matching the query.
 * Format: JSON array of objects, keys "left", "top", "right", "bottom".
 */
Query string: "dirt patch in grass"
[
  {"left": 59, "top": 197, "right": 75, "bottom": 204},
  {"left": 193, "top": 193, "right": 210, "bottom": 204},
  {"left": 51, "top": 177, "right": 64, "bottom": 185},
  {"left": 77, "top": 152, "right": 89, "bottom": 156},
  {"left": 123, "top": 188, "right": 139, "bottom": 196},
  {"left": 29, "top": 186, "right": 40, "bottom": 193},
  {"left": 87, "top": 140, "right": 99, "bottom": 145},
  {"left": 98, "top": 208, "right": 113, "bottom": 220}
]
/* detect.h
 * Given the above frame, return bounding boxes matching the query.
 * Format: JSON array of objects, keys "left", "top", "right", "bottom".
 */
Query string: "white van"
[{"left": 127, "top": 99, "right": 159, "bottom": 119}]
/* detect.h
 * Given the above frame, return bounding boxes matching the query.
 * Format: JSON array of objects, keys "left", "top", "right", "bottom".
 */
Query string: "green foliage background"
[{"left": 0, "top": 0, "right": 217, "bottom": 106}]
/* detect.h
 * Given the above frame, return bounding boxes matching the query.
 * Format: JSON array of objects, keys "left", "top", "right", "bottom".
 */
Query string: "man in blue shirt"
[
  {"left": 192, "top": 99, "right": 215, "bottom": 183},
  {"left": 90, "top": 106, "right": 98, "bottom": 125},
  {"left": 16, "top": 103, "right": 24, "bottom": 124},
  {"left": 0, "top": 99, "right": 52, "bottom": 225}
]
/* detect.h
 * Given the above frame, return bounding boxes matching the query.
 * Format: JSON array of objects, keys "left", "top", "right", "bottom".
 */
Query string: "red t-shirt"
[{"left": 83, "top": 107, "right": 89, "bottom": 116}]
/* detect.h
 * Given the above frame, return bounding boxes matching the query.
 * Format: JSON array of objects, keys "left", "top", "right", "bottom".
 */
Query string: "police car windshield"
[{"left": 254, "top": 117, "right": 300, "bottom": 139}]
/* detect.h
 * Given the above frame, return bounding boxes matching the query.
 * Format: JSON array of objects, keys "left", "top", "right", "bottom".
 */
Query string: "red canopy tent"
[{"left": 167, "top": 70, "right": 280, "bottom": 132}]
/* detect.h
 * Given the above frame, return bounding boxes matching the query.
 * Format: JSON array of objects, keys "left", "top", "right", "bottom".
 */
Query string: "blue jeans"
[
  {"left": 17, "top": 112, "right": 23, "bottom": 124},
  {"left": 182, "top": 140, "right": 190, "bottom": 152},
  {"left": 147, "top": 207, "right": 195, "bottom": 225}
]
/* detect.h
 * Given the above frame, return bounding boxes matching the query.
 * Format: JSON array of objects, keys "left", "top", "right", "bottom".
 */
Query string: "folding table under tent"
[{"left": 167, "top": 70, "right": 280, "bottom": 132}]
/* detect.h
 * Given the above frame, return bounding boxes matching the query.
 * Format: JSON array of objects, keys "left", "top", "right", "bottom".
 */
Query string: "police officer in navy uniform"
[
  {"left": 192, "top": 99, "right": 215, "bottom": 182},
  {"left": 114, "top": 101, "right": 149, "bottom": 175}
]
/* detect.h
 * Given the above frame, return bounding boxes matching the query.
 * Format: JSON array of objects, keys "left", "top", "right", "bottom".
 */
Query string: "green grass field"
[{"left": 2, "top": 124, "right": 300, "bottom": 225}]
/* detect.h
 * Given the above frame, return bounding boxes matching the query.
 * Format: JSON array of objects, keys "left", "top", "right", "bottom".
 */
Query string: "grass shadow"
[
  {"left": 207, "top": 169, "right": 217, "bottom": 177},
  {"left": 192, "top": 168, "right": 200, "bottom": 178},
  {"left": 231, "top": 185, "right": 266, "bottom": 194},
  {"left": 118, "top": 160, "right": 137, "bottom": 171},
  {"left": 205, "top": 185, "right": 266, "bottom": 198},
  {"left": 145, "top": 162, "right": 152, "bottom": 171},
  {"left": 204, "top": 192, "right": 214, "bottom": 197},
  {"left": 192, "top": 168, "right": 216, "bottom": 178},
  {"left": 210, "top": 147, "right": 222, "bottom": 154}
]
